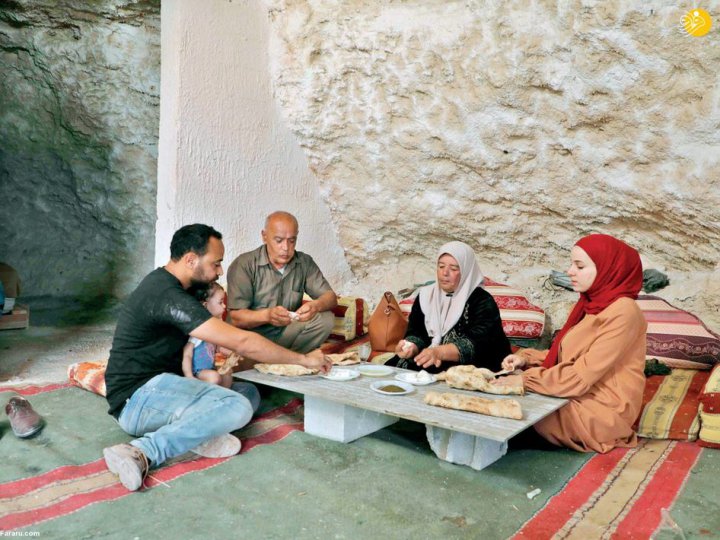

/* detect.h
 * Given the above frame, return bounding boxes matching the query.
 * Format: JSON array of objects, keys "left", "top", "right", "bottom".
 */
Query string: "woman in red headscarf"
[{"left": 494, "top": 234, "right": 647, "bottom": 453}]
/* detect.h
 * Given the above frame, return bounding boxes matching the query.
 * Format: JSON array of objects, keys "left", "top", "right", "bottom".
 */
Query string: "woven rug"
[
  {"left": 0, "top": 383, "right": 304, "bottom": 530},
  {"left": 513, "top": 438, "right": 702, "bottom": 539},
  {"left": 0, "top": 382, "right": 711, "bottom": 538}
]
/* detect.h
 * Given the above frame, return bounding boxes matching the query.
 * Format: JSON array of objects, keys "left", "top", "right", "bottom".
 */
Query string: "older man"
[{"left": 227, "top": 211, "right": 337, "bottom": 353}]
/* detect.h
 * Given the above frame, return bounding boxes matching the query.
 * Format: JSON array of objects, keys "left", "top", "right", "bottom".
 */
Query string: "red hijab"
[{"left": 542, "top": 234, "right": 643, "bottom": 369}]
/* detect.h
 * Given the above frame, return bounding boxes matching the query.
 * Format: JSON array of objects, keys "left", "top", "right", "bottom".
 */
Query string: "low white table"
[{"left": 235, "top": 366, "right": 567, "bottom": 471}]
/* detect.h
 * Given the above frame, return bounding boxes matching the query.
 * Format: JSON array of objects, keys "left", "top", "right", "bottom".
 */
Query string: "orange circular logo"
[{"left": 682, "top": 8, "right": 712, "bottom": 37}]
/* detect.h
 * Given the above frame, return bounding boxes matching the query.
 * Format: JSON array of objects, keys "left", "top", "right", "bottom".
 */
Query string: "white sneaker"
[
  {"left": 103, "top": 443, "right": 150, "bottom": 491},
  {"left": 191, "top": 434, "right": 242, "bottom": 458}
]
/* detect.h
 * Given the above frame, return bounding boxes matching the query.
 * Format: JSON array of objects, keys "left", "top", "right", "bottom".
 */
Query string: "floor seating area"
[{"left": 66, "top": 279, "right": 720, "bottom": 452}]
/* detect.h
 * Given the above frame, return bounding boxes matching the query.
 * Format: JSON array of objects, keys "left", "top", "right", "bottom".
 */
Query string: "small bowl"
[
  {"left": 320, "top": 367, "right": 360, "bottom": 381},
  {"left": 357, "top": 364, "right": 394, "bottom": 377},
  {"left": 370, "top": 380, "right": 414, "bottom": 395}
]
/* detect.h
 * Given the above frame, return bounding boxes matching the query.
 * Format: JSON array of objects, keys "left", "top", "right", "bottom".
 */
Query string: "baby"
[{"left": 182, "top": 282, "right": 234, "bottom": 388}]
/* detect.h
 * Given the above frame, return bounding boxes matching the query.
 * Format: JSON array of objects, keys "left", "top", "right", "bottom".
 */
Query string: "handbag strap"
[{"left": 382, "top": 291, "right": 398, "bottom": 315}]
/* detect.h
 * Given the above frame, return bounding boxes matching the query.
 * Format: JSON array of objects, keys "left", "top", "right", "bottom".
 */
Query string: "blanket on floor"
[{"left": 0, "top": 383, "right": 715, "bottom": 539}]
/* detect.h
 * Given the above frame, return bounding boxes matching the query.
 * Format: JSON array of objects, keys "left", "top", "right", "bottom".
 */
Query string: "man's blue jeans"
[{"left": 117, "top": 373, "right": 260, "bottom": 466}]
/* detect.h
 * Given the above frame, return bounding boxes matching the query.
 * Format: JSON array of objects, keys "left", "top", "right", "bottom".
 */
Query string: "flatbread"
[
  {"left": 217, "top": 352, "right": 242, "bottom": 375},
  {"left": 326, "top": 351, "right": 361, "bottom": 365},
  {"left": 436, "top": 365, "right": 524, "bottom": 395},
  {"left": 424, "top": 391, "right": 523, "bottom": 420},
  {"left": 254, "top": 364, "right": 317, "bottom": 376}
]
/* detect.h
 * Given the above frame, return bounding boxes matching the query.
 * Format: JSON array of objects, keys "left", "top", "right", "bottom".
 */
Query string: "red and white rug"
[
  {"left": 0, "top": 383, "right": 304, "bottom": 530},
  {"left": 513, "top": 438, "right": 702, "bottom": 539}
]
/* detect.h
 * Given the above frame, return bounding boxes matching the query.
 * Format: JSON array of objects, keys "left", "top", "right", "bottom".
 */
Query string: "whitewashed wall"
[{"left": 155, "top": 0, "right": 353, "bottom": 290}]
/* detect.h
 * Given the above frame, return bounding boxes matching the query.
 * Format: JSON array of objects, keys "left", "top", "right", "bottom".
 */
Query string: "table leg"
[
  {"left": 304, "top": 396, "right": 398, "bottom": 443},
  {"left": 426, "top": 425, "right": 508, "bottom": 471}
]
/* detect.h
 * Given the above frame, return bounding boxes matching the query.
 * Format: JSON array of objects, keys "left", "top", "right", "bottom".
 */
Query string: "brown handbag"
[{"left": 368, "top": 291, "right": 408, "bottom": 352}]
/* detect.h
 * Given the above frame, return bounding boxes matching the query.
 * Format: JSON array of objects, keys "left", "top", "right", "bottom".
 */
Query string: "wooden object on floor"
[{"left": 0, "top": 304, "right": 29, "bottom": 330}]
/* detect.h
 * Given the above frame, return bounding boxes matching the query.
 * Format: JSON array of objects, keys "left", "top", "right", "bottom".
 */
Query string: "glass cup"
[{"left": 358, "top": 342, "right": 371, "bottom": 362}]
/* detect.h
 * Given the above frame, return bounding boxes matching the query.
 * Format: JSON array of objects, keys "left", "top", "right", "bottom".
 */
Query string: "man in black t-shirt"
[{"left": 103, "top": 224, "right": 331, "bottom": 492}]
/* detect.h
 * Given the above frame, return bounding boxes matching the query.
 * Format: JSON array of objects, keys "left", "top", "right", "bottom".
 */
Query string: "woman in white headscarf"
[{"left": 388, "top": 241, "right": 511, "bottom": 373}]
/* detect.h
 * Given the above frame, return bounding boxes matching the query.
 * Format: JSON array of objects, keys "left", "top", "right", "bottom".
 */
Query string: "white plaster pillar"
[{"left": 156, "top": 0, "right": 352, "bottom": 288}]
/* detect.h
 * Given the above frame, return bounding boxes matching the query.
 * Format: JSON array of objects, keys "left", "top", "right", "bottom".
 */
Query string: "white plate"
[
  {"left": 370, "top": 380, "right": 414, "bottom": 395},
  {"left": 319, "top": 368, "right": 360, "bottom": 381},
  {"left": 357, "top": 364, "right": 394, "bottom": 377},
  {"left": 395, "top": 372, "right": 437, "bottom": 386}
]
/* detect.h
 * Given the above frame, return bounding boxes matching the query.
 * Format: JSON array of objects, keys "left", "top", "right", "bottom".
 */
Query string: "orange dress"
[{"left": 520, "top": 297, "right": 647, "bottom": 453}]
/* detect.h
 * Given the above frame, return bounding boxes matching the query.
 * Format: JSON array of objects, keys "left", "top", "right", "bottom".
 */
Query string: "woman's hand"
[
  {"left": 415, "top": 347, "right": 442, "bottom": 369},
  {"left": 395, "top": 339, "right": 418, "bottom": 359},
  {"left": 492, "top": 374, "right": 523, "bottom": 388},
  {"left": 501, "top": 354, "right": 527, "bottom": 372}
]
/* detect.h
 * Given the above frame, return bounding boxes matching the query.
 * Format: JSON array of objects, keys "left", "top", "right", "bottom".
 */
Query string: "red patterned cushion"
[
  {"left": 637, "top": 295, "right": 720, "bottom": 370},
  {"left": 398, "top": 277, "right": 545, "bottom": 339},
  {"left": 67, "top": 361, "right": 107, "bottom": 397},
  {"left": 634, "top": 369, "right": 709, "bottom": 441}
]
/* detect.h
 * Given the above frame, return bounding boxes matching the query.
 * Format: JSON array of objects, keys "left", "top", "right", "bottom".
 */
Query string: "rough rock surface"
[
  {"left": 265, "top": 1, "right": 720, "bottom": 330},
  {"left": 0, "top": 0, "right": 160, "bottom": 298}
]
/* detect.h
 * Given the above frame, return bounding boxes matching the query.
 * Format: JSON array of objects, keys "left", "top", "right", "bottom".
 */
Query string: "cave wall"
[
  {"left": 4, "top": 0, "right": 717, "bottom": 334},
  {"left": 0, "top": 0, "right": 160, "bottom": 299},
  {"left": 261, "top": 0, "right": 720, "bottom": 330}
]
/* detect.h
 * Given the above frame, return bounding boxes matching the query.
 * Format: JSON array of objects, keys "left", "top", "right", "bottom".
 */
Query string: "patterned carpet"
[
  {"left": 0, "top": 382, "right": 714, "bottom": 539},
  {"left": 1, "top": 383, "right": 304, "bottom": 531},
  {"left": 513, "top": 438, "right": 701, "bottom": 539}
]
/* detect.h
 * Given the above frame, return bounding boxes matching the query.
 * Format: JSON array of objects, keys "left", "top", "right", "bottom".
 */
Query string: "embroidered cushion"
[
  {"left": 67, "top": 361, "right": 107, "bottom": 397},
  {"left": 698, "top": 363, "right": 720, "bottom": 448},
  {"left": 636, "top": 295, "right": 720, "bottom": 370},
  {"left": 398, "top": 277, "right": 545, "bottom": 340},
  {"left": 634, "top": 369, "right": 710, "bottom": 441},
  {"left": 301, "top": 295, "right": 368, "bottom": 342},
  {"left": 68, "top": 353, "right": 259, "bottom": 392},
  {"left": 330, "top": 296, "right": 369, "bottom": 342}
]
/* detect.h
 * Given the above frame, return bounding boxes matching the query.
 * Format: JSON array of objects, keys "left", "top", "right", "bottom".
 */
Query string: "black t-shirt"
[{"left": 105, "top": 268, "right": 212, "bottom": 418}]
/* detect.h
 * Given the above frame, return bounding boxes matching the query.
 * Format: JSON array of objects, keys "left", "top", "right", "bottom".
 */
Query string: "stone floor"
[{"left": 0, "top": 297, "right": 117, "bottom": 386}]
